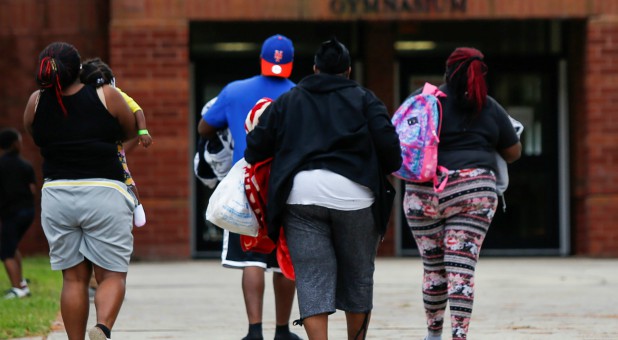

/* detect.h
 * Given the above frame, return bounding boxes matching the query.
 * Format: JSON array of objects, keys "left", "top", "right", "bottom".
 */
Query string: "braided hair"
[
  {"left": 35, "top": 42, "right": 81, "bottom": 116},
  {"left": 444, "top": 47, "right": 488, "bottom": 114},
  {"left": 80, "top": 58, "right": 115, "bottom": 87}
]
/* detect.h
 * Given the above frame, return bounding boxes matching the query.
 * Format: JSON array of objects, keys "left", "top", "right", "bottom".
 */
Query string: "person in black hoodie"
[{"left": 245, "top": 38, "right": 402, "bottom": 340}]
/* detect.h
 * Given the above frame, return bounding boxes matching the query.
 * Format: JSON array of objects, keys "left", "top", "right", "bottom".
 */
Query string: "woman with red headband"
[
  {"left": 403, "top": 47, "right": 521, "bottom": 340},
  {"left": 23, "top": 41, "right": 137, "bottom": 340}
]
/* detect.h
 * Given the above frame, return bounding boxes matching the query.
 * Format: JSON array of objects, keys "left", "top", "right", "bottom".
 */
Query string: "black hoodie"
[{"left": 245, "top": 73, "right": 402, "bottom": 241}]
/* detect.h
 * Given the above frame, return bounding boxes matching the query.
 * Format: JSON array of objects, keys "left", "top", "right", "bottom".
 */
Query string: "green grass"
[{"left": 0, "top": 256, "right": 62, "bottom": 339}]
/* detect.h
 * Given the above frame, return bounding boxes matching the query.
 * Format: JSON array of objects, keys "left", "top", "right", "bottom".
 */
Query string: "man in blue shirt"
[{"left": 198, "top": 34, "right": 300, "bottom": 340}]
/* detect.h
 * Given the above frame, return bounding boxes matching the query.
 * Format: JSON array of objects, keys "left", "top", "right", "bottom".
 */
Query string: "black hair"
[
  {"left": 314, "top": 37, "right": 351, "bottom": 75},
  {"left": 80, "top": 58, "right": 114, "bottom": 86},
  {"left": 0, "top": 128, "right": 20, "bottom": 150},
  {"left": 35, "top": 42, "right": 81, "bottom": 115}
]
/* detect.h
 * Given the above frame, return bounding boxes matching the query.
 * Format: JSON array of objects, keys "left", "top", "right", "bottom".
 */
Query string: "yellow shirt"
[{"left": 116, "top": 87, "right": 142, "bottom": 113}]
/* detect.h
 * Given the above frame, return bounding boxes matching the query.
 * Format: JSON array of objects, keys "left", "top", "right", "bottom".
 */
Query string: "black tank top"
[{"left": 32, "top": 84, "right": 125, "bottom": 181}]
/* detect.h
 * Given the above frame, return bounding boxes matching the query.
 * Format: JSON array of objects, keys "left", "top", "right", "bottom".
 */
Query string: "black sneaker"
[{"left": 274, "top": 332, "right": 302, "bottom": 340}]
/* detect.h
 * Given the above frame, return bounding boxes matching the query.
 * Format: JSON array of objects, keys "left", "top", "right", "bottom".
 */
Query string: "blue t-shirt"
[{"left": 203, "top": 75, "right": 295, "bottom": 162}]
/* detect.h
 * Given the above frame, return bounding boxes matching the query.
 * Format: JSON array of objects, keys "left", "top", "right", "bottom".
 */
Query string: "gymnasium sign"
[{"left": 329, "top": 0, "right": 466, "bottom": 14}]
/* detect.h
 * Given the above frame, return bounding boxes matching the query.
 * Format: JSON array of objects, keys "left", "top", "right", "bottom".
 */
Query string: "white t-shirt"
[{"left": 286, "top": 169, "right": 375, "bottom": 210}]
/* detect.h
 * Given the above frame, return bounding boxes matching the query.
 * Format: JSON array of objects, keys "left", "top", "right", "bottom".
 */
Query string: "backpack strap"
[
  {"left": 424, "top": 82, "right": 448, "bottom": 192},
  {"left": 421, "top": 82, "right": 447, "bottom": 135},
  {"left": 433, "top": 166, "right": 448, "bottom": 192},
  {"left": 421, "top": 82, "right": 446, "bottom": 98}
]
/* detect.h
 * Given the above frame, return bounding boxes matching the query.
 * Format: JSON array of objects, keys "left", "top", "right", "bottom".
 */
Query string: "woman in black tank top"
[{"left": 23, "top": 42, "right": 138, "bottom": 340}]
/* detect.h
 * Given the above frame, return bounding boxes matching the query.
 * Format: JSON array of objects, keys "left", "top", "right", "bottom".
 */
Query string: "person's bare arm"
[
  {"left": 134, "top": 109, "right": 153, "bottom": 147},
  {"left": 500, "top": 141, "right": 522, "bottom": 163},
  {"left": 23, "top": 90, "right": 40, "bottom": 135},
  {"left": 197, "top": 118, "right": 218, "bottom": 139},
  {"left": 123, "top": 138, "right": 140, "bottom": 153},
  {"left": 103, "top": 85, "right": 137, "bottom": 142}
]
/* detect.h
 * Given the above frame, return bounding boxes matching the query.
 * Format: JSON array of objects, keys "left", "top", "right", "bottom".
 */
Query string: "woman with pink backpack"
[{"left": 401, "top": 47, "right": 521, "bottom": 340}]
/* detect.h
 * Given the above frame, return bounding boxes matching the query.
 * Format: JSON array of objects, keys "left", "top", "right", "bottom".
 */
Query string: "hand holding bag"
[{"left": 205, "top": 158, "right": 259, "bottom": 236}]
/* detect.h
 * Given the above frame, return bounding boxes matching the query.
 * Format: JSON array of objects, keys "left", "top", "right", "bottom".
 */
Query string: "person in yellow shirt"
[{"left": 81, "top": 58, "right": 151, "bottom": 227}]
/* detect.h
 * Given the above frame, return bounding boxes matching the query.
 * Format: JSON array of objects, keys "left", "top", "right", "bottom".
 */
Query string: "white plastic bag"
[
  {"left": 205, "top": 158, "right": 259, "bottom": 236},
  {"left": 495, "top": 115, "right": 524, "bottom": 195},
  {"left": 495, "top": 115, "right": 524, "bottom": 212}
]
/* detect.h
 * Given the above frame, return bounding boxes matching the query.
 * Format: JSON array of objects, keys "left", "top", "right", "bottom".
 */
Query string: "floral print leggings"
[{"left": 404, "top": 168, "right": 498, "bottom": 340}]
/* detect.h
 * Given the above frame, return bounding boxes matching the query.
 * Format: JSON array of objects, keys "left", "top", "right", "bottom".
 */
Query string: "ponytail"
[
  {"left": 445, "top": 47, "right": 487, "bottom": 114},
  {"left": 36, "top": 56, "right": 67, "bottom": 115},
  {"left": 35, "top": 42, "right": 81, "bottom": 116}
]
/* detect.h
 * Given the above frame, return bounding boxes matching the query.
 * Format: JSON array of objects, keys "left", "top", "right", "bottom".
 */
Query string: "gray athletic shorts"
[
  {"left": 283, "top": 204, "right": 380, "bottom": 319},
  {"left": 41, "top": 179, "right": 137, "bottom": 272}
]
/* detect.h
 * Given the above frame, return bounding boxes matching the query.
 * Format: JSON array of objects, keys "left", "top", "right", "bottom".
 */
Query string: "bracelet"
[{"left": 137, "top": 129, "right": 149, "bottom": 136}]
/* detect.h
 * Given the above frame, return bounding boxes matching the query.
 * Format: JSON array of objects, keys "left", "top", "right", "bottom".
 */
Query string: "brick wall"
[
  {"left": 0, "top": 0, "right": 109, "bottom": 255},
  {"left": 108, "top": 0, "right": 618, "bottom": 258},
  {"left": 4, "top": 0, "right": 618, "bottom": 259},
  {"left": 576, "top": 17, "right": 618, "bottom": 256},
  {"left": 108, "top": 16, "right": 191, "bottom": 259},
  {"left": 363, "top": 22, "right": 398, "bottom": 256}
]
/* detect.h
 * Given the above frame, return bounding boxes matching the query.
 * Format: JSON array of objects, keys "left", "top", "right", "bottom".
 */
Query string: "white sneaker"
[
  {"left": 88, "top": 326, "right": 111, "bottom": 340},
  {"left": 4, "top": 287, "right": 30, "bottom": 299},
  {"left": 204, "top": 128, "right": 234, "bottom": 180},
  {"left": 134, "top": 204, "right": 146, "bottom": 227},
  {"left": 193, "top": 152, "right": 218, "bottom": 189},
  {"left": 20, "top": 279, "right": 30, "bottom": 296}
]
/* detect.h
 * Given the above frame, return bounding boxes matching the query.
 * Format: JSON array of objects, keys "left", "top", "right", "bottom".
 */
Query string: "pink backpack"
[{"left": 391, "top": 83, "right": 448, "bottom": 192}]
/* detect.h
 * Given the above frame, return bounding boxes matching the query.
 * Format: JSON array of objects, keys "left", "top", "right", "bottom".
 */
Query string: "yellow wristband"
[{"left": 138, "top": 129, "right": 149, "bottom": 136}]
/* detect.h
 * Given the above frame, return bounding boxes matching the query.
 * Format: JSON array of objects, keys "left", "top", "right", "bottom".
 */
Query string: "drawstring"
[
  {"left": 500, "top": 193, "right": 507, "bottom": 213},
  {"left": 353, "top": 312, "right": 370, "bottom": 340},
  {"left": 293, "top": 313, "right": 368, "bottom": 339}
]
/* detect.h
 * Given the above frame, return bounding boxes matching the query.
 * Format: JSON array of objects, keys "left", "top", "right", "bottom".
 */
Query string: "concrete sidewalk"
[{"left": 42, "top": 257, "right": 617, "bottom": 340}]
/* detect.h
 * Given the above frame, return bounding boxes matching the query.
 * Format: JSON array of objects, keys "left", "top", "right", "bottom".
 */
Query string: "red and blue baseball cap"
[{"left": 260, "top": 34, "right": 294, "bottom": 78}]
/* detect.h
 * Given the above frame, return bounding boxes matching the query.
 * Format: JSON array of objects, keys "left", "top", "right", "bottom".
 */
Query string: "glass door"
[
  {"left": 484, "top": 57, "right": 561, "bottom": 253},
  {"left": 397, "top": 56, "right": 563, "bottom": 255},
  {"left": 484, "top": 59, "right": 560, "bottom": 254}
]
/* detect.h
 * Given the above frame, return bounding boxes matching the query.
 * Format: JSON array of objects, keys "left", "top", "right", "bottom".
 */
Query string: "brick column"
[
  {"left": 363, "top": 22, "right": 398, "bottom": 256},
  {"left": 109, "top": 7, "right": 191, "bottom": 259},
  {"left": 575, "top": 17, "right": 618, "bottom": 256},
  {"left": 0, "top": 0, "right": 109, "bottom": 256}
]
